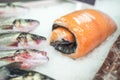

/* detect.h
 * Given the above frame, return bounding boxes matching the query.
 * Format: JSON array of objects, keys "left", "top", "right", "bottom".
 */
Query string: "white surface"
[{"left": 2, "top": 0, "right": 120, "bottom": 80}]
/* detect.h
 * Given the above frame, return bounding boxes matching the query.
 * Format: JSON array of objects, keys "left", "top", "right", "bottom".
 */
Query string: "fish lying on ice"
[
  {"left": 0, "top": 49, "right": 49, "bottom": 69},
  {"left": 0, "top": 19, "right": 40, "bottom": 32},
  {"left": 0, "top": 31, "right": 46, "bottom": 49},
  {"left": 0, "top": 62, "right": 55, "bottom": 80},
  {"left": 0, "top": 3, "right": 28, "bottom": 17},
  {"left": 50, "top": 9, "right": 117, "bottom": 59}
]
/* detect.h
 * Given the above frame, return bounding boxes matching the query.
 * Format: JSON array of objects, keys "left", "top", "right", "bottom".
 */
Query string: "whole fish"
[
  {"left": 0, "top": 49, "right": 49, "bottom": 69},
  {"left": 0, "top": 3, "right": 28, "bottom": 17},
  {"left": 0, "top": 63, "right": 54, "bottom": 80},
  {"left": 0, "top": 19, "right": 40, "bottom": 32},
  {"left": 0, "top": 31, "right": 46, "bottom": 49}
]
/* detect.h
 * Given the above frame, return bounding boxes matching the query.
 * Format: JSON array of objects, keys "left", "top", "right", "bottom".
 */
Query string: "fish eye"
[
  {"left": 18, "top": 35, "right": 25, "bottom": 39},
  {"left": 14, "top": 50, "right": 20, "bottom": 55},
  {"left": 17, "top": 33, "right": 27, "bottom": 41}
]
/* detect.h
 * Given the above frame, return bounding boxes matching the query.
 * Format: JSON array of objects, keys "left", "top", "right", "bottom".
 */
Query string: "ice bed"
[{"left": 0, "top": 0, "right": 120, "bottom": 80}]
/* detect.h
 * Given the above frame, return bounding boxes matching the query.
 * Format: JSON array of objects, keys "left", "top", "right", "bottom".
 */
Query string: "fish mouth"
[
  {"left": 50, "top": 24, "right": 77, "bottom": 54},
  {"left": 30, "top": 20, "right": 40, "bottom": 27}
]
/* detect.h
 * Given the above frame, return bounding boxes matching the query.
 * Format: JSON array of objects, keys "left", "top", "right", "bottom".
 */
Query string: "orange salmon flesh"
[{"left": 50, "top": 9, "right": 117, "bottom": 59}]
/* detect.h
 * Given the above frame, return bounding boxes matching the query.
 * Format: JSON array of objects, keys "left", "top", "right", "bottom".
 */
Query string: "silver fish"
[
  {"left": 0, "top": 49, "right": 49, "bottom": 69},
  {"left": 0, "top": 3, "right": 28, "bottom": 17},
  {"left": 0, "top": 19, "right": 40, "bottom": 32},
  {"left": 0, "top": 63, "right": 54, "bottom": 80},
  {"left": 0, "top": 31, "right": 46, "bottom": 49}
]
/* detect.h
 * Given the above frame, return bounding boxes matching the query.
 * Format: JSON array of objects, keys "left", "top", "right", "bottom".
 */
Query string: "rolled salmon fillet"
[{"left": 50, "top": 9, "right": 117, "bottom": 59}]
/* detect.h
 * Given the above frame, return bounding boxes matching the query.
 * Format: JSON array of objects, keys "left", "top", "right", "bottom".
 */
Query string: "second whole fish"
[
  {"left": 0, "top": 49, "right": 49, "bottom": 69},
  {"left": 0, "top": 19, "right": 40, "bottom": 32},
  {"left": 0, "top": 3, "right": 28, "bottom": 17},
  {"left": 0, "top": 31, "right": 46, "bottom": 49},
  {"left": 0, "top": 63, "right": 55, "bottom": 80}
]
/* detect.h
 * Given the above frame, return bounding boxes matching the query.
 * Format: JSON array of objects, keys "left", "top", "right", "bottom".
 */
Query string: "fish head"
[
  {"left": 0, "top": 62, "right": 22, "bottom": 80},
  {"left": 13, "top": 19, "right": 40, "bottom": 32},
  {"left": 27, "top": 49, "right": 49, "bottom": 62},
  {"left": 16, "top": 32, "right": 46, "bottom": 48},
  {"left": 14, "top": 49, "right": 49, "bottom": 69},
  {"left": 28, "top": 33, "right": 46, "bottom": 44}
]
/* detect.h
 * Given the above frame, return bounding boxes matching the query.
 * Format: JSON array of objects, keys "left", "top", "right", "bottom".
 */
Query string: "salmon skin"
[
  {"left": 0, "top": 63, "right": 55, "bottom": 80},
  {"left": 0, "top": 31, "right": 46, "bottom": 49},
  {"left": 0, "top": 19, "right": 40, "bottom": 32},
  {"left": 0, "top": 3, "right": 28, "bottom": 17},
  {"left": 50, "top": 9, "right": 117, "bottom": 59},
  {"left": 0, "top": 49, "right": 49, "bottom": 69}
]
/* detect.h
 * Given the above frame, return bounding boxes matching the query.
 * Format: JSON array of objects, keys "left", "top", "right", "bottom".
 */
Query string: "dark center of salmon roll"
[{"left": 50, "top": 24, "right": 77, "bottom": 54}]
